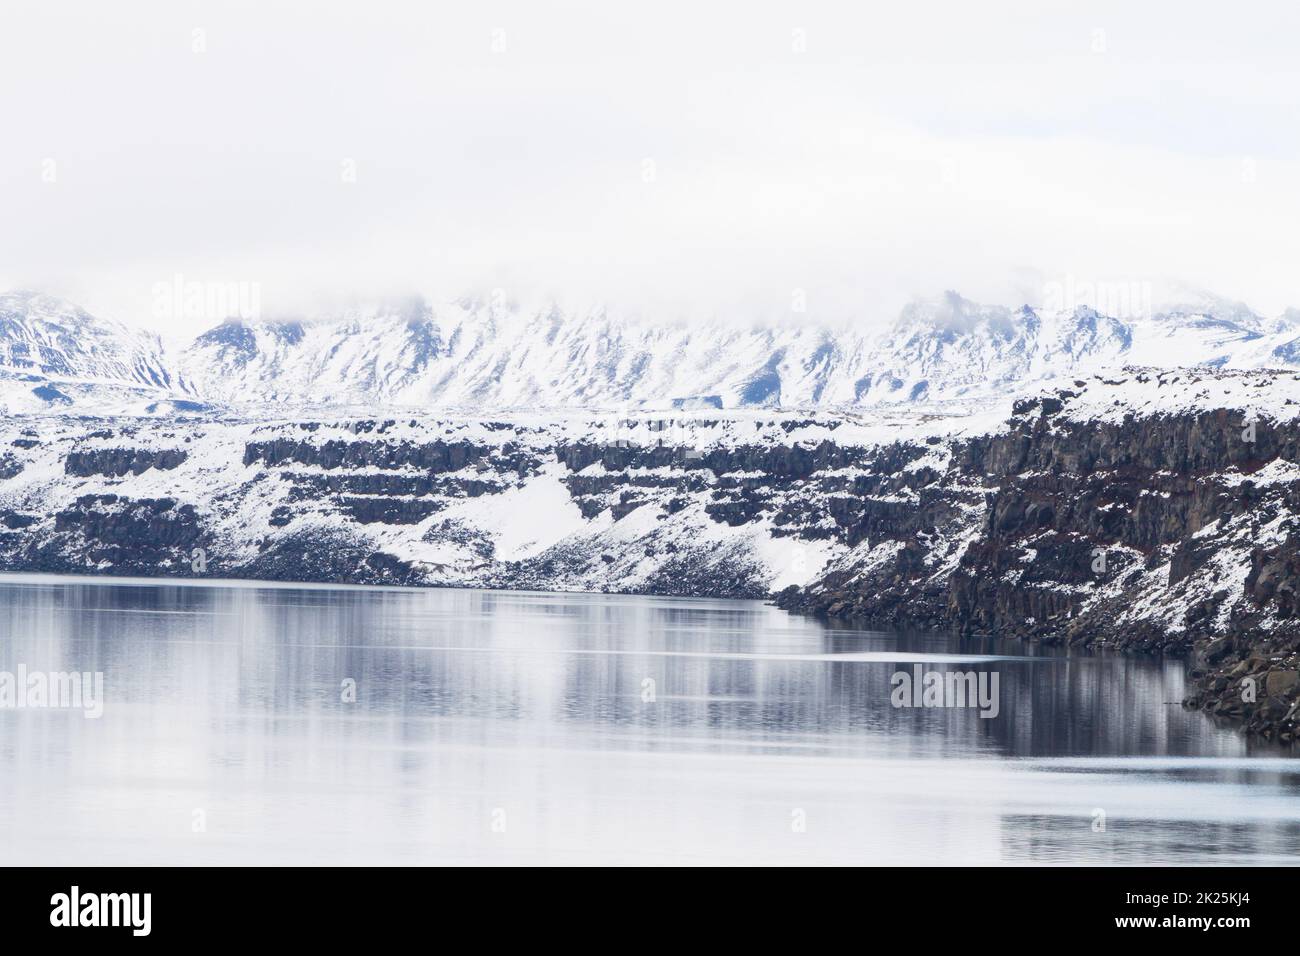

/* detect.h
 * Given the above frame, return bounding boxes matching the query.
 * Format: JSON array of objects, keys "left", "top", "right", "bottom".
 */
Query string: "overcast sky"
[{"left": 3, "top": 1, "right": 1300, "bottom": 335}]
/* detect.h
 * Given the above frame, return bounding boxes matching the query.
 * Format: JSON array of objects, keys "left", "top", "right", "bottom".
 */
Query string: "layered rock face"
[
  {"left": 0, "top": 411, "right": 904, "bottom": 600},
  {"left": 1, "top": 366, "right": 1297, "bottom": 738}
]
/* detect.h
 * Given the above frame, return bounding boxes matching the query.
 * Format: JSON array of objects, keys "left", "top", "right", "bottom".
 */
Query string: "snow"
[
  {"left": 1047, "top": 368, "right": 1300, "bottom": 426},
  {"left": 438, "top": 462, "right": 586, "bottom": 561},
  {"left": 10, "top": 286, "right": 1300, "bottom": 418}
]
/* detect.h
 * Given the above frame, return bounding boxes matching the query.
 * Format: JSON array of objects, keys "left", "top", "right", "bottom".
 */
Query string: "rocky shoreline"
[
  {"left": 775, "top": 370, "right": 1300, "bottom": 743},
  {"left": 777, "top": 590, "right": 1300, "bottom": 743}
]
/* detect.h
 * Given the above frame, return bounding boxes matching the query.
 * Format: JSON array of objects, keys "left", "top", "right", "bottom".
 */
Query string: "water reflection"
[{"left": 0, "top": 575, "right": 1295, "bottom": 865}]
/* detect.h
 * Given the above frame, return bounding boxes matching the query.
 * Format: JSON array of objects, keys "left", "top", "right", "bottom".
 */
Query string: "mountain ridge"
[{"left": 4, "top": 287, "right": 1300, "bottom": 415}]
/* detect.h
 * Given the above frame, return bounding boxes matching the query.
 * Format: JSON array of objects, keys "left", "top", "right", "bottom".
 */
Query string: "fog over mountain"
[{"left": 10, "top": 4, "right": 1300, "bottom": 332}]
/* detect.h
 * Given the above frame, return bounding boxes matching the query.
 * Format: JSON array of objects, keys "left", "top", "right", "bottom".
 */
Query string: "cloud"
[{"left": 3, "top": 0, "right": 1300, "bottom": 334}]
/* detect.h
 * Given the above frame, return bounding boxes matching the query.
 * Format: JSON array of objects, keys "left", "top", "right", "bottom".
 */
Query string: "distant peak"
[{"left": 894, "top": 291, "right": 1013, "bottom": 334}]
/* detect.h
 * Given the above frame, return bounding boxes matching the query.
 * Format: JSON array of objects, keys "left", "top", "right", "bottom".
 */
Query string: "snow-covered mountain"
[
  {"left": 0, "top": 290, "right": 195, "bottom": 414},
  {"left": 5, "top": 287, "right": 1300, "bottom": 414},
  {"left": 169, "top": 289, "right": 1300, "bottom": 411},
  {"left": 850, "top": 293, "right": 1136, "bottom": 403},
  {"left": 178, "top": 297, "right": 858, "bottom": 409}
]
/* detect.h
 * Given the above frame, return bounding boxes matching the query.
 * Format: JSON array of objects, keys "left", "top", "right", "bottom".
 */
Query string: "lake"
[{"left": 0, "top": 574, "right": 1296, "bottom": 865}]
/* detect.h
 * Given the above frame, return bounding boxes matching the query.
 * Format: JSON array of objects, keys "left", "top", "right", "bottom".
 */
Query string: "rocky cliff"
[
  {"left": 776, "top": 368, "right": 1300, "bottom": 741},
  {"left": 0, "top": 410, "right": 904, "bottom": 599}
]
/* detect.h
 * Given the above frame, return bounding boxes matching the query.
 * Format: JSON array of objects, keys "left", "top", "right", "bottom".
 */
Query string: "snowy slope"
[
  {"left": 0, "top": 291, "right": 194, "bottom": 414},
  {"left": 174, "top": 290, "right": 1300, "bottom": 411},
  {"left": 851, "top": 294, "right": 1135, "bottom": 403},
  {"left": 178, "top": 298, "right": 856, "bottom": 410},
  {"left": 6, "top": 286, "right": 1300, "bottom": 414}
]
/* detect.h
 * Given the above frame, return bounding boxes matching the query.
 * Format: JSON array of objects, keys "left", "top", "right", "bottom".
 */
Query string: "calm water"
[{"left": 0, "top": 574, "right": 1296, "bottom": 866}]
